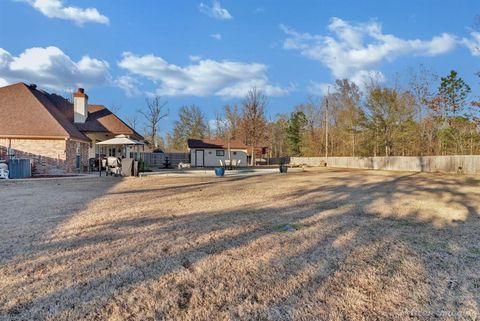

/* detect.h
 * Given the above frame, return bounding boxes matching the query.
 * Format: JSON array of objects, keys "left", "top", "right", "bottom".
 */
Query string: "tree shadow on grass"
[
  {"left": 0, "top": 177, "right": 123, "bottom": 265},
  {"left": 1, "top": 169, "right": 479, "bottom": 320},
  {"left": 106, "top": 175, "right": 254, "bottom": 197}
]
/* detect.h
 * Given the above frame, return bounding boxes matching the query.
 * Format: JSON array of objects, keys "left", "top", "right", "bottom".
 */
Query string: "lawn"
[{"left": 0, "top": 168, "right": 479, "bottom": 320}]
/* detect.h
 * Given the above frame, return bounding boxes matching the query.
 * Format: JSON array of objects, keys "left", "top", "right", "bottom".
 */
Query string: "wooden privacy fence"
[
  {"left": 290, "top": 156, "right": 480, "bottom": 175},
  {"left": 265, "top": 157, "right": 290, "bottom": 165},
  {"left": 133, "top": 153, "right": 190, "bottom": 168}
]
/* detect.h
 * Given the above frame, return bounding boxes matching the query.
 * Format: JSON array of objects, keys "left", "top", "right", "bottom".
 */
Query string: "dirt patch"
[{"left": 0, "top": 169, "right": 479, "bottom": 320}]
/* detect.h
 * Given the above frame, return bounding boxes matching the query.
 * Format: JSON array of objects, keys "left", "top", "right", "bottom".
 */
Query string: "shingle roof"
[
  {"left": 75, "top": 105, "right": 143, "bottom": 140},
  {"left": 0, "top": 83, "right": 90, "bottom": 142},
  {"left": 0, "top": 82, "right": 143, "bottom": 141},
  {"left": 187, "top": 138, "right": 248, "bottom": 149}
]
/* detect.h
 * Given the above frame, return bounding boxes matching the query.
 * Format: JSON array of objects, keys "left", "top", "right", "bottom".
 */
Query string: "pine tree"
[{"left": 286, "top": 111, "right": 307, "bottom": 156}]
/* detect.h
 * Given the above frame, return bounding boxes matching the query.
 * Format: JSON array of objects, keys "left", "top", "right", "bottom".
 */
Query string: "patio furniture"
[
  {"left": 106, "top": 157, "right": 121, "bottom": 176},
  {"left": 219, "top": 159, "right": 224, "bottom": 168},
  {"left": 0, "top": 169, "right": 8, "bottom": 179},
  {"left": 177, "top": 162, "right": 191, "bottom": 169},
  {"left": 96, "top": 135, "right": 144, "bottom": 177},
  {"left": 0, "top": 163, "right": 9, "bottom": 179}
]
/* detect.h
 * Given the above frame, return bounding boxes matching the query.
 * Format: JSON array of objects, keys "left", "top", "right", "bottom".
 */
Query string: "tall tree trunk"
[{"left": 351, "top": 132, "right": 355, "bottom": 157}]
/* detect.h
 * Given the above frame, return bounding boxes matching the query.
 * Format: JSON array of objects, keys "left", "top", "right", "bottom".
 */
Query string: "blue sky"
[{"left": 0, "top": 0, "right": 479, "bottom": 134}]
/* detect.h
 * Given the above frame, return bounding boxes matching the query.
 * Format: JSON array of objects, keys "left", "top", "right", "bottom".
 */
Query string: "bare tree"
[
  {"left": 224, "top": 104, "right": 241, "bottom": 140},
  {"left": 295, "top": 100, "right": 323, "bottom": 156},
  {"left": 171, "top": 105, "right": 207, "bottom": 151},
  {"left": 126, "top": 115, "right": 139, "bottom": 132},
  {"left": 363, "top": 87, "right": 416, "bottom": 156},
  {"left": 212, "top": 105, "right": 242, "bottom": 140},
  {"left": 213, "top": 112, "right": 228, "bottom": 139},
  {"left": 329, "top": 79, "right": 363, "bottom": 157},
  {"left": 241, "top": 88, "right": 267, "bottom": 166},
  {"left": 408, "top": 65, "right": 438, "bottom": 155},
  {"left": 138, "top": 96, "right": 168, "bottom": 148},
  {"left": 109, "top": 104, "right": 122, "bottom": 115},
  {"left": 268, "top": 113, "right": 289, "bottom": 157}
]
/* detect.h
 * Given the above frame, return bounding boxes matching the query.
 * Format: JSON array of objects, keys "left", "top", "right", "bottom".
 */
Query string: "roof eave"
[{"left": 0, "top": 134, "right": 90, "bottom": 143}]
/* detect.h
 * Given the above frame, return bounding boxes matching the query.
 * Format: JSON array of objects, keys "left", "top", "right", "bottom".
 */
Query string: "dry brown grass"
[{"left": 0, "top": 168, "right": 479, "bottom": 320}]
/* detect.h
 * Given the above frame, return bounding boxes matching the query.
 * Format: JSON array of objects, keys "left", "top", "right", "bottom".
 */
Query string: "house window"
[{"left": 216, "top": 150, "right": 225, "bottom": 156}]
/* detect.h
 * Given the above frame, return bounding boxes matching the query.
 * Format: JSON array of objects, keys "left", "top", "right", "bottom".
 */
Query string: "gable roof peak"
[{"left": 0, "top": 82, "right": 89, "bottom": 142}]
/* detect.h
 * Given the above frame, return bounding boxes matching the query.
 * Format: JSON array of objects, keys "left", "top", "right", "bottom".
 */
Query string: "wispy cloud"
[
  {"left": 307, "top": 82, "right": 332, "bottom": 96},
  {"left": 189, "top": 55, "right": 202, "bottom": 62},
  {"left": 462, "top": 31, "right": 480, "bottom": 57},
  {"left": 199, "top": 0, "right": 232, "bottom": 20},
  {"left": 281, "top": 17, "right": 457, "bottom": 84},
  {"left": 348, "top": 70, "right": 386, "bottom": 90},
  {"left": 20, "top": 0, "right": 109, "bottom": 26},
  {"left": 210, "top": 33, "right": 222, "bottom": 40},
  {"left": 117, "top": 53, "right": 290, "bottom": 98},
  {"left": 115, "top": 75, "right": 142, "bottom": 97},
  {"left": 0, "top": 46, "right": 110, "bottom": 90}
]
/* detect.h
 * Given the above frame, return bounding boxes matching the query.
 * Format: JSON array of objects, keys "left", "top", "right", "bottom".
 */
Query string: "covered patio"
[{"left": 95, "top": 135, "right": 144, "bottom": 176}]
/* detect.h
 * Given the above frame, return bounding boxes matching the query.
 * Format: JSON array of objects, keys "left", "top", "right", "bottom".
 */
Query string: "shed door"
[{"left": 195, "top": 150, "right": 204, "bottom": 167}]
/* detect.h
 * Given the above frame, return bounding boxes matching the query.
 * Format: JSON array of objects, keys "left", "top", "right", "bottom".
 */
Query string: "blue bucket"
[{"left": 215, "top": 167, "right": 225, "bottom": 177}]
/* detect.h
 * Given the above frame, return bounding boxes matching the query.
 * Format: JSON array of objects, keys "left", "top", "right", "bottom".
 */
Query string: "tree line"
[{"left": 134, "top": 68, "right": 480, "bottom": 158}]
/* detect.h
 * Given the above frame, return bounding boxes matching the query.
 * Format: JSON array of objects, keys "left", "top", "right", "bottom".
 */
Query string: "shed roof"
[{"left": 187, "top": 138, "right": 248, "bottom": 150}]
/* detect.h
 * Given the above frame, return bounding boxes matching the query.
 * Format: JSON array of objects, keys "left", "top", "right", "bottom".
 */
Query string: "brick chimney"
[{"left": 73, "top": 88, "right": 88, "bottom": 123}]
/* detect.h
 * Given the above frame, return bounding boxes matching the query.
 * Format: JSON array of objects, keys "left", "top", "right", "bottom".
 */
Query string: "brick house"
[{"left": 0, "top": 83, "right": 143, "bottom": 175}]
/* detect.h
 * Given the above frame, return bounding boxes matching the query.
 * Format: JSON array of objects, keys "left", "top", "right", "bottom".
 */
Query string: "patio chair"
[
  {"left": 177, "top": 162, "right": 191, "bottom": 169},
  {"left": 107, "top": 157, "right": 121, "bottom": 176},
  {"left": 0, "top": 168, "right": 9, "bottom": 179},
  {"left": 231, "top": 159, "right": 237, "bottom": 169},
  {"left": 236, "top": 159, "right": 241, "bottom": 168},
  {"left": 219, "top": 159, "right": 224, "bottom": 168},
  {"left": 0, "top": 163, "right": 8, "bottom": 179}
]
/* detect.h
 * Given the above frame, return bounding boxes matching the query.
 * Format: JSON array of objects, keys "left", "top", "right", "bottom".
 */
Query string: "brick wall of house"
[
  {"left": 65, "top": 139, "right": 89, "bottom": 172},
  {"left": 0, "top": 138, "right": 89, "bottom": 175}
]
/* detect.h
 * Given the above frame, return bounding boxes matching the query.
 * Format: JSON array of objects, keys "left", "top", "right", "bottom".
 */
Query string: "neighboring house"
[
  {"left": 187, "top": 138, "right": 248, "bottom": 167},
  {"left": 0, "top": 83, "right": 143, "bottom": 175}
]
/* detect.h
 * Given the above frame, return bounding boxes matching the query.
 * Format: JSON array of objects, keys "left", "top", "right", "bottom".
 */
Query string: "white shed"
[{"left": 187, "top": 139, "right": 249, "bottom": 168}]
